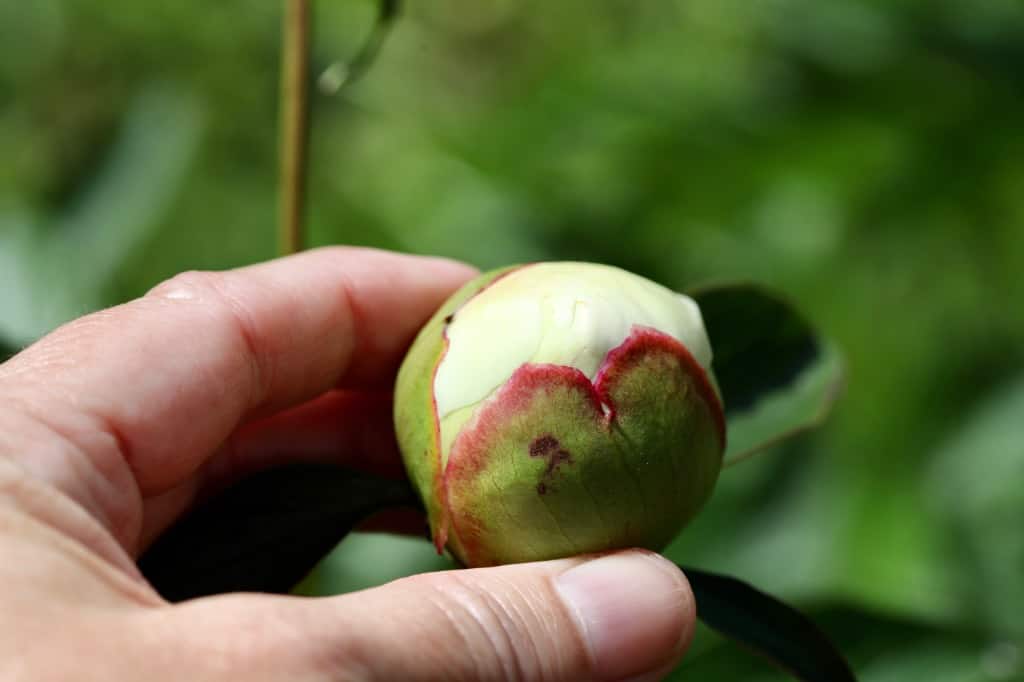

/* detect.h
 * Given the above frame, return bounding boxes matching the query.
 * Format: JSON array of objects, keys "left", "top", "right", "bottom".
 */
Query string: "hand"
[{"left": 0, "top": 247, "right": 695, "bottom": 681}]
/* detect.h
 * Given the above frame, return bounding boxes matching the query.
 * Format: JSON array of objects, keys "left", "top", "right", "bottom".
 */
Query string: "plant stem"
[{"left": 278, "top": 0, "right": 311, "bottom": 256}]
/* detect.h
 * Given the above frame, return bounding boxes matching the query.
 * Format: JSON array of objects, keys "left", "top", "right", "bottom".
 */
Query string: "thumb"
[{"left": 168, "top": 549, "right": 695, "bottom": 682}]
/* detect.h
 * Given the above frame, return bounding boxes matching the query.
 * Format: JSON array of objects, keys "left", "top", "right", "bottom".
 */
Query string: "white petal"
[{"left": 434, "top": 263, "right": 714, "bottom": 425}]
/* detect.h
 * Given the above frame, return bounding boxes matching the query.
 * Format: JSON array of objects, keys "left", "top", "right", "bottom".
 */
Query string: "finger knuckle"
[
  {"left": 147, "top": 269, "right": 223, "bottom": 301},
  {"left": 146, "top": 270, "right": 270, "bottom": 405}
]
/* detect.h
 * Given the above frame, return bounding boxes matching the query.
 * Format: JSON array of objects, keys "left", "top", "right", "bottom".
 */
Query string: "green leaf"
[
  {"left": 138, "top": 464, "right": 417, "bottom": 602},
  {"left": 682, "top": 566, "right": 857, "bottom": 682},
  {"left": 689, "top": 283, "right": 844, "bottom": 465}
]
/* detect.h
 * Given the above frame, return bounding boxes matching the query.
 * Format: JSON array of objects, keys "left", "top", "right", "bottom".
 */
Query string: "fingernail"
[{"left": 555, "top": 551, "right": 693, "bottom": 681}]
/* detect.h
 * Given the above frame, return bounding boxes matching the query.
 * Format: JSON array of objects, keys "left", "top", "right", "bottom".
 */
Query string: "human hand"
[{"left": 0, "top": 247, "right": 695, "bottom": 681}]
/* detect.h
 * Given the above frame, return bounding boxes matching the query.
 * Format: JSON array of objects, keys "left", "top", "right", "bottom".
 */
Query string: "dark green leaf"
[
  {"left": 682, "top": 565, "right": 857, "bottom": 682},
  {"left": 138, "top": 464, "right": 418, "bottom": 602},
  {"left": 689, "top": 283, "right": 844, "bottom": 465},
  {"left": 675, "top": 606, "right": 995, "bottom": 682},
  {"left": 0, "top": 340, "right": 16, "bottom": 363}
]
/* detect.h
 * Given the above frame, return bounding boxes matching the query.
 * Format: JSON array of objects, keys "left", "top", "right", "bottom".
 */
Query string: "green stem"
[{"left": 278, "top": 0, "right": 311, "bottom": 256}]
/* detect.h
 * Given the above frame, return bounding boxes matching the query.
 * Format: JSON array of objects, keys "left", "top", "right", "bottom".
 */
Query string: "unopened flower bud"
[{"left": 395, "top": 262, "right": 725, "bottom": 567}]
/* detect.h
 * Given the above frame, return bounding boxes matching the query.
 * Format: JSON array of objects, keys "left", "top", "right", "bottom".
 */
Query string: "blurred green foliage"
[{"left": 3, "top": 0, "right": 1024, "bottom": 679}]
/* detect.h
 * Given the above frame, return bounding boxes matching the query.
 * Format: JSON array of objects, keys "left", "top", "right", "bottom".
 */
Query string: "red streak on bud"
[
  {"left": 443, "top": 364, "right": 597, "bottom": 564},
  {"left": 595, "top": 326, "right": 726, "bottom": 446},
  {"left": 439, "top": 324, "right": 725, "bottom": 565}
]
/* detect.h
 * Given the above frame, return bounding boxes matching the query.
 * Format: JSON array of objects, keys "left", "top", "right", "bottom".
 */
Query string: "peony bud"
[{"left": 394, "top": 262, "right": 726, "bottom": 567}]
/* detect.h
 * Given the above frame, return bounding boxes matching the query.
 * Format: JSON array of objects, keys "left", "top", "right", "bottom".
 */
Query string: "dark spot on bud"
[
  {"left": 528, "top": 435, "right": 573, "bottom": 495},
  {"left": 529, "top": 435, "right": 560, "bottom": 458},
  {"left": 443, "top": 314, "right": 454, "bottom": 324}
]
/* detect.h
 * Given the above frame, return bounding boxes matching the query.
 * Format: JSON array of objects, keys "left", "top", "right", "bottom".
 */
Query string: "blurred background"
[{"left": 2, "top": 0, "right": 1024, "bottom": 679}]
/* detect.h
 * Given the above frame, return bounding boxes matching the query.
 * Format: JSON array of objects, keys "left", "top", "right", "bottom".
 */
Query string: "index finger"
[{"left": 0, "top": 247, "right": 475, "bottom": 516}]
